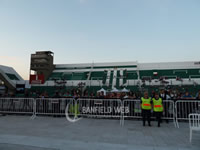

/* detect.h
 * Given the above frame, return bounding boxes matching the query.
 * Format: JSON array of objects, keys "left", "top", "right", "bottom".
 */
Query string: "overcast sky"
[{"left": 0, "top": 0, "right": 200, "bottom": 80}]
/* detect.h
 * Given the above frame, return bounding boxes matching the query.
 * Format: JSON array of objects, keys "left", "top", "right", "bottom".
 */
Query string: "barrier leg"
[
  {"left": 120, "top": 112, "right": 124, "bottom": 126},
  {"left": 190, "top": 129, "right": 192, "bottom": 143},
  {"left": 122, "top": 114, "right": 124, "bottom": 126},
  {"left": 173, "top": 103, "right": 177, "bottom": 128},
  {"left": 30, "top": 114, "right": 36, "bottom": 120},
  {"left": 30, "top": 99, "right": 37, "bottom": 120},
  {"left": 175, "top": 103, "right": 179, "bottom": 128},
  {"left": 176, "top": 118, "right": 179, "bottom": 128},
  {"left": 173, "top": 117, "right": 177, "bottom": 128}
]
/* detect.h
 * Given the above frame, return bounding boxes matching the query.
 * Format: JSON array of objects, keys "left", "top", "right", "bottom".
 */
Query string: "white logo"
[
  {"left": 65, "top": 100, "right": 130, "bottom": 123},
  {"left": 65, "top": 101, "right": 82, "bottom": 123}
]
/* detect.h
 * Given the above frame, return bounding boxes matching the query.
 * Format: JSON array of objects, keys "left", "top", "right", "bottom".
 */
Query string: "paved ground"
[{"left": 0, "top": 115, "right": 199, "bottom": 150}]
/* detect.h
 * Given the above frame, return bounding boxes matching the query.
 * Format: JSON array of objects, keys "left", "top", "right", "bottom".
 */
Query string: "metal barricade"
[
  {"left": 0, "top": 97, "right": 177, "bottom": 127},
  {"left": 35, "top": 98, "right": 74, "bottom": 117},
  {"left": 175, "top": 100, "right": 200, "bottom": 128},
  {"left": 162, "top": 100, "right": 175, "bottom": 121},
  {"left": 122, "top": 99, "right": 142, "bottom": 121},
  {"left": 0, "top": 98, "right": 35, "bottom": 115},
  {"left": 122, "top": 99, "right": 176, "bottom": 127},
  {"left": 77, "top": 99, "right": 123, "bottom": 119}
]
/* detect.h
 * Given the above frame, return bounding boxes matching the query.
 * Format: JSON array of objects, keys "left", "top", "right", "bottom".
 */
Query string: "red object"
[
  {"left": 29, "top": 74, "right": 45, "bottom": 84},
  {"left": 154, "top": 105, "right": 162, "bottom": 108},
  {"left": 153, "top": 72, "right": 158, "bottom": 76},
  {"left": 143, "top": 104, "right": 151, "bottom": 106}
]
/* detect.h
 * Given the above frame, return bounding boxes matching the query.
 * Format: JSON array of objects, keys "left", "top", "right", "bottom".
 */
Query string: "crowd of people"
[
  {"left": 1, "top": 88, "right": 200, "bottom": 101},
  {"left": 24, "top": 88, "right": 200, "bottom": 101}
]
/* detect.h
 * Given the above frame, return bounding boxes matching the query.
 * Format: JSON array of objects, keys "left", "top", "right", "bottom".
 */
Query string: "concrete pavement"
[{"left": 0, "top": 115, "right": 199, "bottom": 150}]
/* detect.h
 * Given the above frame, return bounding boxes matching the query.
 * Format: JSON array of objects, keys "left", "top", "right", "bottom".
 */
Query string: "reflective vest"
[
  {"left": 152, "top": 98, "right": 163, "bottom": 112},
  {"left": 141, "top": 97, "right": 152, "bottom": 110}
]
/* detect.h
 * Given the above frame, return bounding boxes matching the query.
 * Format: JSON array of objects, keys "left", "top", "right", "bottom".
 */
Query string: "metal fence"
[
  {"left": 0, "top": 98, "right": 34, "bottom": 115},
  {"left": 175, "top": 100, "right": 200, "bottom": 128},
  {"left": 3, "top": 98, "right": 200, "bottom": 128},
  {"left": 35, "top": 98, "right": 74, "bottom": 117},
  {"left": 77, "top": 99, "right": 123, "bottom": 119},
  {"left": 121, "top": 99, "right": 176, "bottom": 127}
]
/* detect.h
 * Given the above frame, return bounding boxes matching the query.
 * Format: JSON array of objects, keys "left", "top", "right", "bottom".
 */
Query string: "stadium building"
[
  {"left": 0, "top": 65, "right": 25, "bottom": 95},
  {"left": 29, "top": 51, "right": 200, "bottom": 96}
]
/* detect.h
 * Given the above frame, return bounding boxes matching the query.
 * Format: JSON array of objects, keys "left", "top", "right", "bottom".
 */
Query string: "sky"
[{"left": 0, "top": 0, "right": 200, "bottom": 80}]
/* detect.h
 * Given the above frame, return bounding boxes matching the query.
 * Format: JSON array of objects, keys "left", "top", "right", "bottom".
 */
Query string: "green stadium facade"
[{"left": 30, "top": 51, "right": 200, "bottom": 96}]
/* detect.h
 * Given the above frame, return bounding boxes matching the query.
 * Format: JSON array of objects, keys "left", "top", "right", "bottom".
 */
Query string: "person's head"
[
  {"left": 90, "top": 92, "right": 94, "bottom": 96},
  {"left": 198, "top": 93, "right": 200, "bottom": 98},
  {"left": 110, "top": 92, "right": 115, "bottom": 98},
  {"left": 155, "top": 92, "right": 160, "bottom": 99},
  {"left": 129, "top": 91, "right": 133, "bottom": 95},
  {"left": 143, "top": 91, "right": 148, "bottom": 98},
  {"left": 185, "top": 91, "right": 189, "bottom": 96},
  {"left": 113, "top": 92, "right": 117, "bottom": 97},
  {"left": 117, "top": 92, "right": 122, "bottom": 98},
  {"left": 160, "top": 89, "right": 165, "bottom": 94},
  {"left": 107, "top": 93, "right": 111, "bottom": 98}
]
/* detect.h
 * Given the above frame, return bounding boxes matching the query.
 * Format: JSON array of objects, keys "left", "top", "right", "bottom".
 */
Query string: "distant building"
[
  {"left": 30, "top": 51, "right": 200, "bottom": 94},
  {"left": 0, "top": 65, "right": 25, "bottom": 94}
]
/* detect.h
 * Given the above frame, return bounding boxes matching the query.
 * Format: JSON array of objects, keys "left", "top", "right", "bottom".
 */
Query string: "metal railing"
[
  {"left": 77, "top": 98, "right": 122, "bottom": 118},
  {"left": 2, "top": 98, "right": 200, "bottom": 129},
  {"left": 175, "top": 100, "right": 200, "bottom": 128},
  {"left": 34, "top": 98, "right": 74, "bottom": 117},
  {"left": 121, "top": 99, "right": 176, "bottom": 127},
  {"left": 0, "top": 98, "right": 34, "bottom": 115}
]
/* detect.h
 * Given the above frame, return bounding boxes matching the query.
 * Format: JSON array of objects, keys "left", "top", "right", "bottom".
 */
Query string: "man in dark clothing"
[
  {"left": 159, "top": 89, "right": 169, "bottom": 123},
  {"left": 52, "top": 92, "right": 61, "bottom": 117}
]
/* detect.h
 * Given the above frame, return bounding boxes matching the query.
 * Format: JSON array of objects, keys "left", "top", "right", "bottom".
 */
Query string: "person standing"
[
  {"left": 141, "top": 91, "right": 152, "bottom": 126},
  {"left": 159, "top": 89, "right": 169, "bottom": 123},
  {"left": 196, "top": 92, "right": 200, "bottom": 100},
  {"left": 52, "top": 92, "right": 61, "bottom": 117},
  {"left": 152, "top": 93, "right": 164, "bottom": 127}
]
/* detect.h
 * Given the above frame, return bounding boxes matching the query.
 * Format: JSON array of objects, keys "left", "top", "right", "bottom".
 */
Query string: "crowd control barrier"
[
  {"left": 76, "top": 98, "right": 123, "bottom": 124},
  {"left": 122, "top": 99, "right": 176, "bottom": 127},
  {"left": 175, "top": 100, "right": 200, "bottom": 128},
  {"left": 1, "top": 98, "right": 193, "bottom": 129},
  {"left": 0, "top": 98, "right": 35, "bottom": 116},
  {"left": 34, "top": 98, "right": 74, "bottom": 118}
]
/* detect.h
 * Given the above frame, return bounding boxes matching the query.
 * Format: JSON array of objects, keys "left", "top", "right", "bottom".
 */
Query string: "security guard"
[
  {"left": 152, "top": 92, "right": 164, "bottom": 127},
  {"left": 141, "top": 91, "right": 152, "bottom": 126}
]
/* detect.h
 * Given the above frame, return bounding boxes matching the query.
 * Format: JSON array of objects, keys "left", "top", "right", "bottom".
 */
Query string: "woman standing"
[
  {"left": 141, "top": 91, "right": 152, "bottom": 126},
  {"left": 152, "top": 92, "right": 164, "bottom": 127}
]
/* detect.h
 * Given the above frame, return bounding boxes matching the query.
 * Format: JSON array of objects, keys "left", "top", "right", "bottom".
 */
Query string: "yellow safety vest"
[
  {"left": 152, "top": 98, "right": 163, "bottom": 112},
  {"left": 141, "top": 97, "right": 152, "bottom": 110}
]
